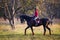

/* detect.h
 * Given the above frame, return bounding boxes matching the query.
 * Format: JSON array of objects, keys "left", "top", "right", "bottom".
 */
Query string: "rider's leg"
[{"left": 34, "top": 17, "right": 38, "bottom": 25}]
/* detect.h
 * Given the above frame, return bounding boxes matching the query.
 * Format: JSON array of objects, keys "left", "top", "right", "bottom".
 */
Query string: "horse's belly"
[{"left": 34, "top": 24, "right": 42, "bottom": 27}]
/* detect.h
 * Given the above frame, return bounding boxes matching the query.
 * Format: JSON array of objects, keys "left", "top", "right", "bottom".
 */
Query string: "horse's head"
[
  {"left": 19, "top": 15, "right": 32, "bottom": 23},
  {"left": 20, "top": 15, "right": 25, "bottom": 23}
]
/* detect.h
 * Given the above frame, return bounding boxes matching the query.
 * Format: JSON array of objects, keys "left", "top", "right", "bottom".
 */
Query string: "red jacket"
[{"left": 35, "top": 9, "right": 38, "bottom": 17}]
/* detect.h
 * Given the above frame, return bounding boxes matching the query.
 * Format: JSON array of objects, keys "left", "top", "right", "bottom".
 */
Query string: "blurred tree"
[{"left": 0, "top": 0, "right": 60, "bottom": 23}]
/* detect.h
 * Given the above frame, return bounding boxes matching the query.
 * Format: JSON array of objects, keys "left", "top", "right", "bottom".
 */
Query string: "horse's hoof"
[
  {"left": 50, "top": 33, "right": 51, "bottom": 35},
  {"left": 43, "top": 34, "right": 45, "bottom": 35},
  {"left": 32, "top": 33, "right": 34, "bottom": 35},
  {"left": 32, "top": 34, "right": 34, "bottom": 35},
  {"left": 49, "top": 32, "right": 51, "bottom": 35}
]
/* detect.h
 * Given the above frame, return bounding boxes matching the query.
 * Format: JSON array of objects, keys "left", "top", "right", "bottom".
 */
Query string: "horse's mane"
[{"left": 20, "top": 15, "right": 32, "bottom": 18}]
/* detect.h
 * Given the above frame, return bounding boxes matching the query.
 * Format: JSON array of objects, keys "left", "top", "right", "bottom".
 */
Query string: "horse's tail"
[{"left": 48, "top": 20, "right": 53, "bottom": 25}]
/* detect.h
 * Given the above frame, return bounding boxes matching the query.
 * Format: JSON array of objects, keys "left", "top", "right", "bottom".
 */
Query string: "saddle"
[
  {"left": 35, "top": 18, "right": 40, "bottom": 24},
  {"left": 31, "top": 18, "right": 42, "bottom": 26}
]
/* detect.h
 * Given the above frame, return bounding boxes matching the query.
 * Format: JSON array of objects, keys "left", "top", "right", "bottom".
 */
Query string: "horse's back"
[
  {"left": 40, "top": 18, "right": 49, "bottom": 24},
  {"left": 40, "top": 18, "right": 49, "bottom": 21}
]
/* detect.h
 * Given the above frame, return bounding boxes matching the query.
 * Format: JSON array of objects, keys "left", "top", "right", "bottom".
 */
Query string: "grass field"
[{"left": 0, "top": 23, "right": 60, "bottom": 40}]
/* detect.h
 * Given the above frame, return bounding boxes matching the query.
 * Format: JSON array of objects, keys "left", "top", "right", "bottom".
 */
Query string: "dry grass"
[{"left": 0, "top": 23, "right": 60, "bottom": 40}]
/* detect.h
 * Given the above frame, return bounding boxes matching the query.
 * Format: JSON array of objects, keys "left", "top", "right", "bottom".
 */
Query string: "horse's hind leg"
[
  {"left": 46, "top": 26, "right": 51, "bottom": 35},
  {"left": 25, "top": 26, "right": 29, "bottom": 35}
]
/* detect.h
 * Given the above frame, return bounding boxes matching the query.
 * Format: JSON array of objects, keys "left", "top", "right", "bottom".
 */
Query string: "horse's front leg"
[
  {"left": 25, "top": 26, "right": 29, "bottom": 35},
  {"left": 30, "top": 27, "right": 34, "bottom": 35},
  {"left": 43, "top": 25, "right": 46, "bottom": 35}
]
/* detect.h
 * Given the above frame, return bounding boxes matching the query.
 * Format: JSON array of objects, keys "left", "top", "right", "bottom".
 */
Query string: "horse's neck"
[{"left": 24, "top": 16, "right": 31, "bottom": 22}]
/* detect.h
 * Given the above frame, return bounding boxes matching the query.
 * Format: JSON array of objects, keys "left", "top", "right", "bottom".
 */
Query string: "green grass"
[
  {"left": 0, "top": 24, "right": 60, "bottom": 40},
  {"left": 0, "top": 34, "right": 60, "bottom": 40}
]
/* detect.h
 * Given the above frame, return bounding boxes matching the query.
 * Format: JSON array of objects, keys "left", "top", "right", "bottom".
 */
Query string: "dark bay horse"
[{"left": 20, "top": 15, "right": 51, "bottom": 35}]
